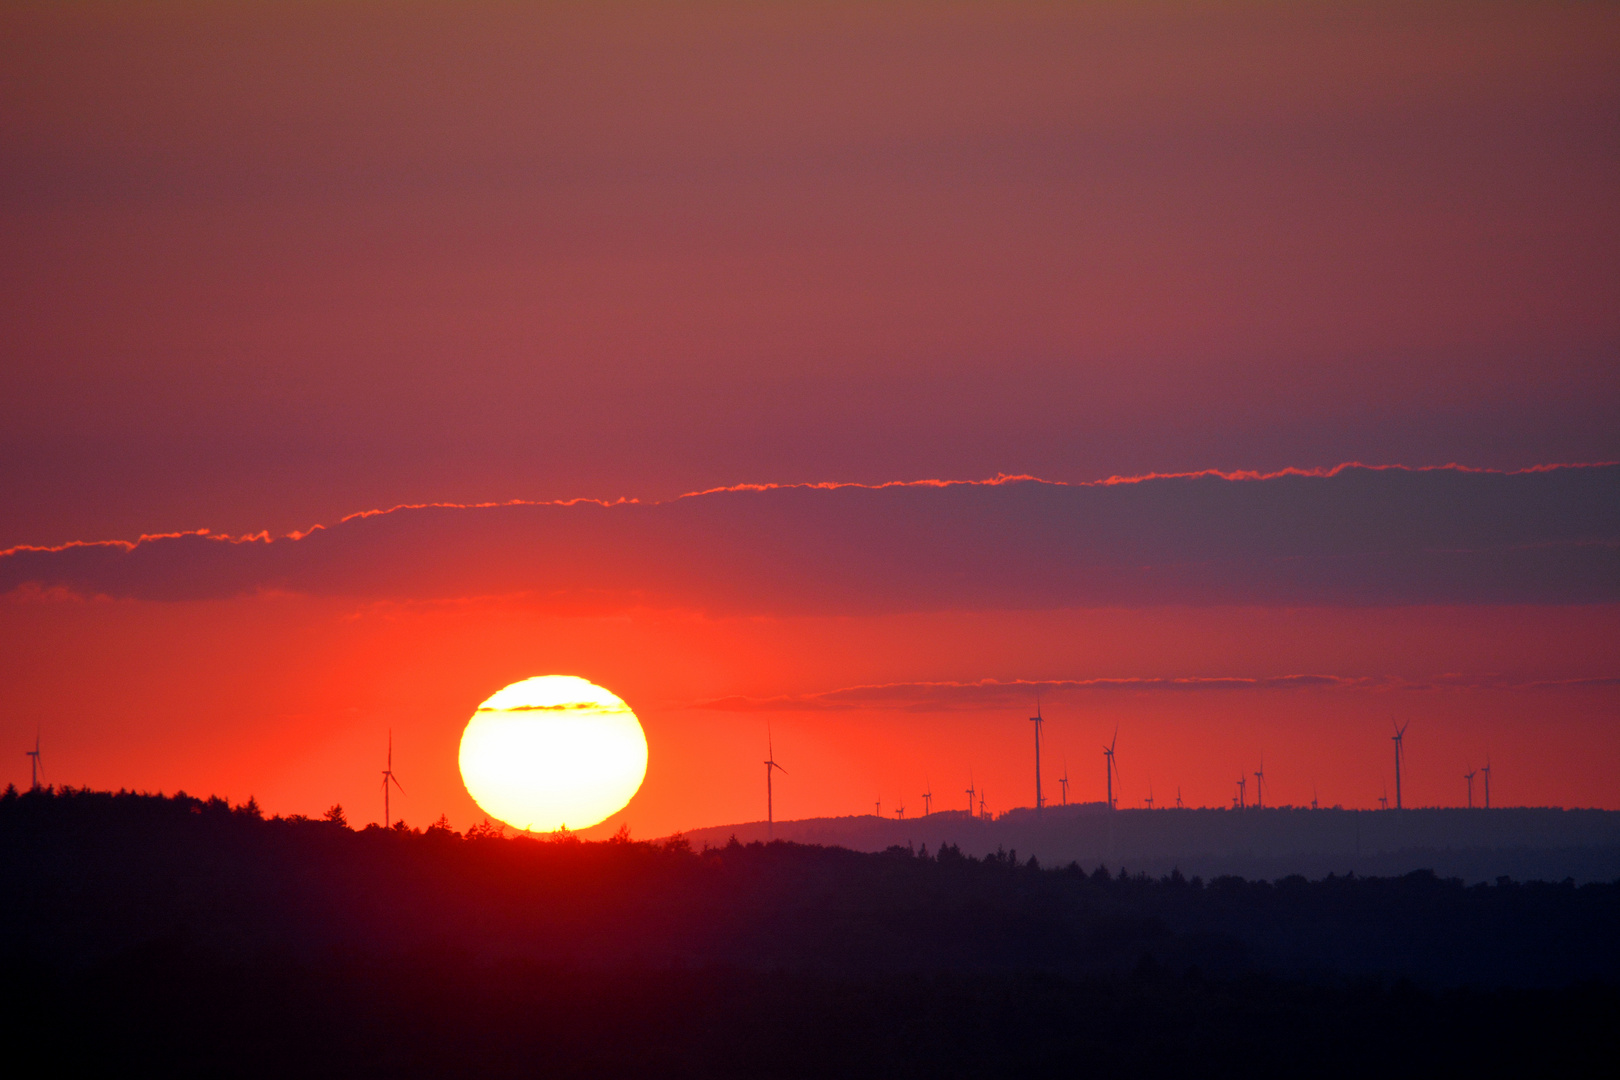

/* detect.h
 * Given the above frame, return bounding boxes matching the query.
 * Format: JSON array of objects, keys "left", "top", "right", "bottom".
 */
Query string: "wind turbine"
[
  {"left": 1175, "top": 785, "right": 1183, "bottom": 809},
  {"left": 1235, "top": 775, "right": 1246, "bottom": 810},
  {"left": 978, "top": 789, "right": 987, "bottom": 819},
  {"left": 1253, "top": 755, "right": 1265, "bottom": 809},
  {"left": 1030, "top": 697, "right": 1044, "bottom": 814},
  {"left": 895, "top": 803, "right": 905, "bottom": 820},
  {"left": 1464, "top": 769, "right": 1476, "bottom": 809},
  {"left": 966, "top": 773, "right": 976, "bottom": 815},
  {"left": 1103, "top": 728, "right": 1118, "bottom": 810},
  {"left": 1059, "top": 762, "right": 1070, "bottom": 807},
  {"left": 763, "top": 729, "right": 787, "bottom": 839},
  {"left": 381, "top": 731, "right": 405, "bottom": 827},
  {"left": 1482, "top": 756, "right": 1491, "bottom": 809},
  {"left": 25, "top": 731, "right": 42, "bottom": 790},
  {"left": 875, "top": 797, "right": 881, "bottom": 818},
  {"left": 1378, "top": 781, "right": 1389, "bottom": 811},
  {"left": 1144, "top": 782, "right": 1154, "bottom": 810},
  {"left": 1392, "top": 717, "right": 1408, "bottom": 810},
  {"left": 921, "top": 781, "right": 933, "bottom": 817},
  {"left": 1311, "top": 783, "right": 1319, "bottom": 811}
]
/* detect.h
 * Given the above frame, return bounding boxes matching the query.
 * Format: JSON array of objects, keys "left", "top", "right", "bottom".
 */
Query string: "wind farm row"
[
  {"left": 689, "top": 708, "right": 1615, "bottom": 885},
  {"left": 19, "top": 717, "right": 1615, "bottom": 886},
  {"left": 759, "top": 708, "right": 1507, "bottom": 836},
  {"left": 13, "top": 708, "right": 1511, "bottom": 836}
]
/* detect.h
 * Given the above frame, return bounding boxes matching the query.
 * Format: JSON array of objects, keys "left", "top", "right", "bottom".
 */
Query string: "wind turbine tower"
[
  {"left": 763, "top": 731, "right": 787, "bottom": 839},
  {"left": 1392, "top": 718, "right": 1408, "bottom": 810},
  {"left": 966, "top": 774, "right": 976, "bottom": 815},
  {"left": 895, "top": 804, "right": 905, "bottom": 820},
  {"left": 875, "top": 797, "right": 881, "bottom": 818},
  {"left": 1103, "top": 729, "right": 1118, "bottom": 810},
  {"left": 381, "top": 731, "right": 405, "bottom": 827},
  {"left": 1253, "top": 756, "right": 1265, "bottom": 809},
  {"left": 978, "top": 790, "right": 987, "bottom": 819},
  {"left": 1482, "top": 757, "right": 1491, "bottom": 809},
  {"left": 1175, "top": 786, "right": 1183, "bottom": 809},
  {"left": 1235, "top": 775, "right": 1245, "bottom": 810},
  {"left": 25, "top": 731, "right": 42, "bottom": 790},
  {"left": 1464, "top": 769, "right": 1476, "bottom": 809},
  {"left": 1059, "top": 763, "right": 1069, "bottom": 807},
  {"left": 1030, "top": 700, "right": 1044, "bottom": 815},
  {"left": 922, "top": 782, "right": 933, "bottom": 817}
]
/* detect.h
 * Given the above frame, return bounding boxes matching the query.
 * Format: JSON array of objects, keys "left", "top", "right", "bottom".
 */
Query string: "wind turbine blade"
[{"left": 391, "top": 775, "right": 406, "bottom": 793}]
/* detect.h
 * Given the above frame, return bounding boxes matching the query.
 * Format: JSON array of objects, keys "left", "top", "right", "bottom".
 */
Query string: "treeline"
[
  {"left": 4, "top": 785, "right": 1616, "bottom": 985},
  {"left": 3, "top": 786, "right": 1617, "bottom": 1076}
]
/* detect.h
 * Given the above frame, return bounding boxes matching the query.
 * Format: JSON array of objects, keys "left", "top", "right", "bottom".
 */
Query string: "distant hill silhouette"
[
  {"left": 676, "top": 803, "right": 1620, "bottom": 884},
  {"left": 3, "top": 786, "right": 1616, "bottom": 1077}
]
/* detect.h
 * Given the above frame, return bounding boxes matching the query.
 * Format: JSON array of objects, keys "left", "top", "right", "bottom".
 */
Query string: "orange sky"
[
  {"left": 4, "top": 587, "right": 1615, "bottom": 834},
  {"left": 2, "top": 3, "right": 1617, "bottom": 831}
]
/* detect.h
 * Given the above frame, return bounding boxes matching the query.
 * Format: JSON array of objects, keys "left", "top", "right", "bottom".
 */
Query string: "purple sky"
[{"left": 3, "top": 2, "right": 1617, "bottom": 547}]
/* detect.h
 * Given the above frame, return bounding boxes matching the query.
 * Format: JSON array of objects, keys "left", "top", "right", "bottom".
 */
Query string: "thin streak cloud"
[{"left": 687, "top": 673, "right": 1620, "bottom": 713}]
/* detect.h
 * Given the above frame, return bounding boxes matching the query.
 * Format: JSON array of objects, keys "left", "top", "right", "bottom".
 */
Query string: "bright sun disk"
[{"left": 458, "top": 675, "right": 648, "bottom": 832}]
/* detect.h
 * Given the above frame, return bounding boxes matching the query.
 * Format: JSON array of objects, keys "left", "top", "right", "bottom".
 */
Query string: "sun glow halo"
[{"left": 458, "top": 675, "right": 648, "bottom": 832}]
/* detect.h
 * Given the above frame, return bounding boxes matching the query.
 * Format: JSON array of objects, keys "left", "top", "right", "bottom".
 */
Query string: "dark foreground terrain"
[{"left": 4, "top": 788, "right": 1616, "bottom": 1078}]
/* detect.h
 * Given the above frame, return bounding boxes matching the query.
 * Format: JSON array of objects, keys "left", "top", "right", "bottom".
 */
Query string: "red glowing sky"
[{"left": 2, "top": 3, "right": 1617, "bottom": 832}]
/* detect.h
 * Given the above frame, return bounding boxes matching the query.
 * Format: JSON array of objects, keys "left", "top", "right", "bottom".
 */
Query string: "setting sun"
[{"left": 458, "top": 675, "right": 648, "bottom": 832}]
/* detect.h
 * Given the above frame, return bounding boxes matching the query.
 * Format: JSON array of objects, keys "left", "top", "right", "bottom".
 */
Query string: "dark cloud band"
[{"left": 3, "top": 464, "right": 1615, "bottom": 611}]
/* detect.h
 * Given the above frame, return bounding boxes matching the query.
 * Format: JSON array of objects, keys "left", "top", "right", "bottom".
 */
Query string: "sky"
[{"left": 2, "top": 1, "right": 1617, "bottom": 833}]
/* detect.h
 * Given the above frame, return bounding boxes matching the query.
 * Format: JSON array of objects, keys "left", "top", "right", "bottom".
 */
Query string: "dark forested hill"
[
  {"left": 676, "top": 804, "right": 1620, "bottom": 884},
  {"left": 3, "top": 787, "right": 1615, "bottom": 1078}
]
